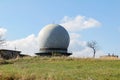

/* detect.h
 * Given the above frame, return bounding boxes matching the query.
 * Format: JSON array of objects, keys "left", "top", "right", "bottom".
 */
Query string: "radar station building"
[{"left": 35, "top": 24, "right": 72, "bottom": 56}]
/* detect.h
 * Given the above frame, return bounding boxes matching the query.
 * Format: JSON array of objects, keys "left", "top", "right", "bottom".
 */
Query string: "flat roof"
[{"left": 0, "top": 49, "right": 21, "bottom": 52}]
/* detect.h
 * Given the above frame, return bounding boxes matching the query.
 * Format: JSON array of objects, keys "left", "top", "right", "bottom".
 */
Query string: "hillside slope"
[{"left": 0, "top": 57, "right": 120, "bottom": 80}]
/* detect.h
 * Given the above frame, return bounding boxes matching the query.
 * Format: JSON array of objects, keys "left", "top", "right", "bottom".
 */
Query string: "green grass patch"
[{"left": 0, "top": 57, "right": 120, "bottom": 80}]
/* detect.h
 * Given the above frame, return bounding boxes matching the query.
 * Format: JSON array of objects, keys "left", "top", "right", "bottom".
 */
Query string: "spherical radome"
[{"left": 39, "top": 24, "right": 70, "bottom": 50}]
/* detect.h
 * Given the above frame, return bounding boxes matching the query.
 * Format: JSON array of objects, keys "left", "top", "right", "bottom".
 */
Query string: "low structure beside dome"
[
  {"left": 35, "top": 24, "right": 72, "bottom": 56},
  {"left": 0, "top": 49, "right": 21, "bottom": 60}
]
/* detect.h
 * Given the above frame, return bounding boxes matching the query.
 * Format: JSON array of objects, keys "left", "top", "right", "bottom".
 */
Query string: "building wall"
[{"left": 0, "top": 50, "right": 20, "bottom": 60}]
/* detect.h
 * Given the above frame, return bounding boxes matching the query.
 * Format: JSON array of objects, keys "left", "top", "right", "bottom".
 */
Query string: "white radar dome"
[{"left": 39, "top": 24, "right": 70, "bottom": 50}]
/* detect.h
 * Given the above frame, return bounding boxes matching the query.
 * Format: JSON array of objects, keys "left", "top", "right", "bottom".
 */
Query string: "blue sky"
[{"left": 0, "top": 0, "right": 120, "bottom": 57}]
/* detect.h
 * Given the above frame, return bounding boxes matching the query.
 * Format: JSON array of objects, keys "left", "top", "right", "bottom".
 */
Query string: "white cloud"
[
  {"left": 6, "top": 34, "right": 39, "bottom": 56},
  {"left": 61, "top": 15, "right": 101, "bottom": 32},
  {"left": 70, "top": 47, "right": 93, "bottom": 58},
  {"left": 0, "top": 28, "right": 7, "bottom": 37},
  {"left": 70, "top": 33, "right": 81, "bottom": 39},
  {"left": 70, "top": 47, "right": 105, "bottom": 58},
  {"left": 69, "top": 34, "right": 86, "bottom": 52}
]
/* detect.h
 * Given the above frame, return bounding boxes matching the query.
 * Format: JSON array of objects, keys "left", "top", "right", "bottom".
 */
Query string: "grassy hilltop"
[{"left": 0, "top": 57, "right": 120, "bottom": 80}]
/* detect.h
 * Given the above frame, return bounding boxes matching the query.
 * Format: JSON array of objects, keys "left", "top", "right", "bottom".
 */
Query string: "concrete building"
[
  {"left": 0, "top": 49, "right": 21, "bottom": 60},
  {"left": 35, "top": 24, "right": 72, "bottom": 56}
]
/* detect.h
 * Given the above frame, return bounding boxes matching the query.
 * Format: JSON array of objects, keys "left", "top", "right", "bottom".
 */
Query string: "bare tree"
[{"left": 87, "top": 41, "right": 98, "bottom": 58}]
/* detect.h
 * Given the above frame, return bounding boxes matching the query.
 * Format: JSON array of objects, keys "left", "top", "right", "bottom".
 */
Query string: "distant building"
[
  {"left": 100, "top": 53, "right": 118, "bottom": 59},
  {"left": 35, "top": 24, "right": 72, "bottom": 56},
  {"left": 0, "top": 49, "right": 21, "bottom": 60}
]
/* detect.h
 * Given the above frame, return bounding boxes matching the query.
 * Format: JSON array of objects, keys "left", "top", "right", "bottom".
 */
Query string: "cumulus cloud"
[
  {"left": 68, "top": 33, "right": 85, "bottom": 52},
  {"left": 70, "top": 47, "right": 93, "bottom": 58},
  {"left": 0, "top": 28, "right": 7, "bottom": 37},
  {"left": 61, "top": 15, "right": 101, "bottom": 32},
  {"left": 6, "top": 34, "right": 39, "bottom": 56},
  {"left": 70, "top": 47, "right": 105, "bottom": 58},
  {"left": 70, "top": 33, "right": 81, "bottom": 39}
]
